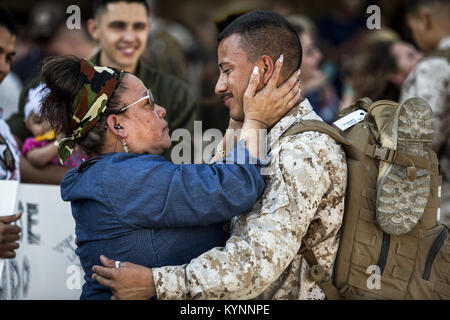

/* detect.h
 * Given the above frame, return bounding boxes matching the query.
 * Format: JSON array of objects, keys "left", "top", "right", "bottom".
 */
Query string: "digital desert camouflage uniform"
[
  {"left": 152, "top": 99, "right": 347, "bottom": 300},
  {"left": 400, "top": 36, "right": 450, "bottom": 227}
]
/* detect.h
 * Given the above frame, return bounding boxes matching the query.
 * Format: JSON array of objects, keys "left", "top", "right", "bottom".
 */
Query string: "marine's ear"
[{"left": 257, "top": 55, "right": 275, "bottom": 86}]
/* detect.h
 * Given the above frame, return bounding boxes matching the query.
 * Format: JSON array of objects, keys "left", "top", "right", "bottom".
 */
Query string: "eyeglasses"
[
  {"left": 120, "top": 89, "right": 155, "bottom": 112},
  {"left": 0, "top": 133, "right": 15, "bottom": 172}
]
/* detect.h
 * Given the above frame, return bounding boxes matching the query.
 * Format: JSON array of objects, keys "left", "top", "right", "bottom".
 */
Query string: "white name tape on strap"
[{"left": 333, "top": 110, "right": 367, "bottom": 131}]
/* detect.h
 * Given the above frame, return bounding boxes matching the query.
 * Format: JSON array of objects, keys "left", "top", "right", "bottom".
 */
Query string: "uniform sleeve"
[
  {"left": 152, "top": 132, "right": 334, "bottom": 299},
  {"left": 104, "top": 140, "right": 267, "bottom": 229},
  {"left": 400, "top": 59, "right": 450, "bottom": 152}
]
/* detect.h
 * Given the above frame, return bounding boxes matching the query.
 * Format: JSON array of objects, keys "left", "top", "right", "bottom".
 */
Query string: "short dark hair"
[
  {"left": 93, "top": 0, "right": 150, "bottom": 18},
  {"left": 0, "top": 6, "right": 19, "bottom": 36},
  {"left": 218, "top": 10, "right": 302, "bottom": 80},
  {"left": 407, "top": 0, "right": 450, "bottom": 14}
]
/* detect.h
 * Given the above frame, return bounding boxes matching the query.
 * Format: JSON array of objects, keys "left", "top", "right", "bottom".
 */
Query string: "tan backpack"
[{"left": 283, "top": 98, "right": 450, "bottom": 300}]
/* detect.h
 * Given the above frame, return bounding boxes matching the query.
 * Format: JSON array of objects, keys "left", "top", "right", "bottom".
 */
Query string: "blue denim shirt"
[{"left": 61, "top": 142, "right": 266, "bottom": 299}]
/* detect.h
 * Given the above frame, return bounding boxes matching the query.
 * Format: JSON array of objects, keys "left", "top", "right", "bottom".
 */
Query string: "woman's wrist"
[
  {"left": 228, "top": 118, "right": 244, "bottom": 130},
  {"left": 242, "top": 117, "right": 267, "bottom": 131}
]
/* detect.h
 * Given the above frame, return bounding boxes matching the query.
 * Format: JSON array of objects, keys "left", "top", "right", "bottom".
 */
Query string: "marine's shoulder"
[
  {"left": 280, "top": 128, "right": 342, "bottom": 153},
  {"left": 277, "top": 128, "right": 346, "bottom": 178},
  {"left": 414, "top": 55, "right": 450, "bottom": 74}
]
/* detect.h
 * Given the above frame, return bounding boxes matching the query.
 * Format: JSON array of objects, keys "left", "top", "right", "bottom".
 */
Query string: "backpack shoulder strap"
[
  {"left": 282, "top": 119, "right": 351, "bottom": 146},
  {"left": 299, "top": 238, "right": 343, "bottom": 300},
  {"left": 282, "top": 120, "right": 348, "bottom": 299}
]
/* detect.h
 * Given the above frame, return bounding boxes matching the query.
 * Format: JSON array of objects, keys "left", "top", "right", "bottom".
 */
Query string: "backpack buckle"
[
  {"left": 309, "top": 264, "right": 327, "bottom": 283},
  {"left": 369, "top": 145, "right": 396, "bottom": 162}
]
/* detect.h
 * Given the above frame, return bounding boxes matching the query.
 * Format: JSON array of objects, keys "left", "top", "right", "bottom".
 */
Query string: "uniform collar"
[{"left": 267, "top": 98, "right": 313, "bottom": 150}]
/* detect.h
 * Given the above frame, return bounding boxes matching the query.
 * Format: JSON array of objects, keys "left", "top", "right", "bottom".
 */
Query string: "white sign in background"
[
  {"left": 0, "top": 180, "right": 19, "bottom": 280},
  {"left": 0, "top": 183, "right": 84, "bottom": 300}
]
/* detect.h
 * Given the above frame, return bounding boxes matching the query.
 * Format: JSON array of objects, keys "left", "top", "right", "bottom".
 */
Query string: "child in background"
[{"left": 22, "top": 83, "right": 85, "bottom": 168}]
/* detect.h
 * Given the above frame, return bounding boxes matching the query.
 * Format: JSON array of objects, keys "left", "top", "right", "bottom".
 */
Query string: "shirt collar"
[
  {"left": 267, "top": 98, "right": 313, "bottom": 149},
  {"left": 438, "top": 36, "right": 450, "bottom": 50}
]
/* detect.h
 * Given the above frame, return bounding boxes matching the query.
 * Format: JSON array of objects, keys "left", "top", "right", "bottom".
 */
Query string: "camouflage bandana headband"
[{"left": 57, "top": 59, "right": 124, "bottom": 164}]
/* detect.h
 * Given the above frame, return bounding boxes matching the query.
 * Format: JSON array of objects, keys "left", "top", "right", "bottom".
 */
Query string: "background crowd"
[
  {"left": 0, "top": 0, "right": 449, "bottom": 301},
  {"left": 0, "top": 0, "right": 431, "bottom": 132},
  {"left": 0, "top": 0, "right": 449, "bottom": 216}
]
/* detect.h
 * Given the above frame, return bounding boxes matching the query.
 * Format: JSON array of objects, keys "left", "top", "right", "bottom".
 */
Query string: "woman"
[
  {"left": 288, "top": 15, "right": 341, "bottom": 123},
  {"left": 40, "top": 56, "right": 299, "bottom": 299},
  {"left": 348, "top": 38, "right": 423, "bottom": 102}
]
